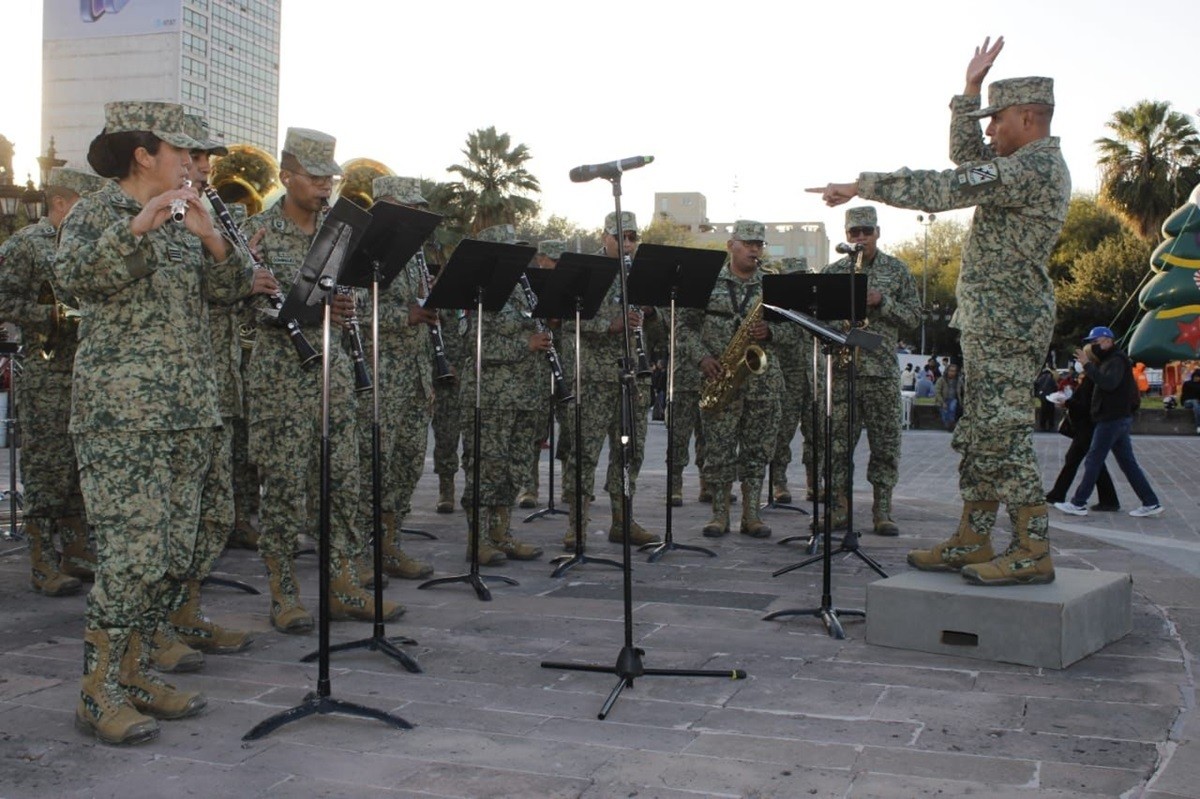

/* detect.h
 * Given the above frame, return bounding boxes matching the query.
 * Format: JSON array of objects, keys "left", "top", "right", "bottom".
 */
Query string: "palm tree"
[
  {"left": 1095, "top": 100, "right": 1200, "bottom": 240},
  {"left": 446, "top": 127, "right": 540, "bottom": 234}
]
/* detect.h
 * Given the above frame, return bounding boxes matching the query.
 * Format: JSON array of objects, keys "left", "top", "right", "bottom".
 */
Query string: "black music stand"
[
  {"left": 542, "top": 173, "right": 746, "bottom": 720},
  {"left": 417, "top": 238, "right": 531, "bottom": 601},
  {"left": 245, "top": 199, "right": 411, "bottom": 740},
  {"left": 299, "top": 200, "right": 442, "bottom": 673},
  {"left": 521, "top": 267, "right": 568, "bottom": 523},
  {"left": 625, "top": 243, "right": 725, "bottom": 562},
  {"left": 541, "top": 255, "right": 623, "bottom": 578}
]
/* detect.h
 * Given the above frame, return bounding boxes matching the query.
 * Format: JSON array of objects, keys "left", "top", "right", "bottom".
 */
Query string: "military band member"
[
  {"left": 458, "top": 224, "right": 544, "bottom": 563},
  {"left": 57, "top": 100, "right": 247, "bottom": 744},
  {"left": 560, "top": 212, "right": 660, "bottom": 550},
  {"left": 0, "top": 167, "right": 106, "bottom": 598},
  {"left": 690, "top": 220, "right": 791, "bottom": 538},
  {"left": 357, "top": 175, "right": 437, "bottom": 580},
  {"left": 764, "top": 256, "right": 812, "bottom": 505},
  {"left": 242, "top": 128, "right": 401, "bottom": 633},
  {"left": 431, "top": 282, "right": 465, "bottom": 515},
  {"left": 819, "top": 207, "right": 920, "bottom": 535},
  {"left": 810, "top": 36, "right": 1070, "bottom": 584}
]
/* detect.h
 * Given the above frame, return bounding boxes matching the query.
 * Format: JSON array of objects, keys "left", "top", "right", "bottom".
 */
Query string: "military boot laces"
[
  {"left": 703, "top": 484, "right": 732, "bottom": 538},
  {"left": 489, "top": 507, "right": 542, "bottom": 560},
  {"left": 961, "top": 505, "right": 1055, "bottom": 586},
  {"left": 148, "top": 622, "right": 204, "bottom": 673},
  {"left": 76, "top": 629, "right": 160, "bottom": 746},
  {"left": 906, "top": 500, "right": 998, "bottom": 572},
  {"left": 263, "top": 555, "right": 314, "bottom": 634},
  {"left": 329, "top": 558, "right": 405, "bottom": 622},
  {"left": 26, "top": 518, "right": 82, "bottom": 597},
  {"left": 872, "top": 487, "right": 900, "bottom": 537},
  {"left": 168, "top": 579, "right": 252, "bottom": 654},
  {"left": 608, "top": 499, "right": 660, "bottom": 546},
  {"left": 120, "top": 631, "right": 207, "bottom": 719},
  {"left": 739, "top": 481, "right": 772, "bottom": 538}
]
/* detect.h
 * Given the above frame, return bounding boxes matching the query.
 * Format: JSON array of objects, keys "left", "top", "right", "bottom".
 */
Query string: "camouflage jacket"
[
  {"left": 459, "top": 286, "right": 545, "bottom": 409},
  {"left": 358, "top": 257, "right": 435, "bottom": 402},
  {"left": 857, "top": 94, "right": 1070, "bottom": 343},
  {"left": 0, "top": 218, "right": 81, "bottom": 373},
  {"left": 561, "top": 261, "right": 652, "bottom": 387},
  {"left": 54, "top": 181, "right": 249, "bottom": 432},
  {"left": 821, "top": 250, "right": 920, "bottom": 378}
]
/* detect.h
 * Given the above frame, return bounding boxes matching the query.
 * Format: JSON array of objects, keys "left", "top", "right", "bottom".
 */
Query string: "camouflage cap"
[
  {"left": 282, "top": 127, "right": 342, "bottom": 177},
  {"left": 845, "top": 206, "right": 878, "bottom": 229},
  {"left": 604, "top": 211, "right": 638, "bottom": 235},
  {"left": 538, "top": 239, "right": 567, "bottom": 260},
  {"left": 966, "top": 76, "right": 1055, "bottom": 119},
  {"left": 779, "top": 256, "right": 809, "bottom": 274},
  {"left": 372, "top": 175, "right": 427, "bottom": 206},
  {"left": 475, "top": 224, "right": 527, "bottom": 244},
  {"left": 102, "top": 100, "right": 204, "bottom": 150},
  {"left": 184, "top": 114, "right": 228, "bottom": 155},
  {"left": 730, "top": 219, "right": 766, "bottom": 242},
  {"left": 46, "top": 166, "right": 108, "bottom": 197}
]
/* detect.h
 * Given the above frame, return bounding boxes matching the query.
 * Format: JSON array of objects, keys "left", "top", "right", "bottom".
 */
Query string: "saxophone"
[{"left": 699, "top": 300, "right": 768, "bottom": 413}]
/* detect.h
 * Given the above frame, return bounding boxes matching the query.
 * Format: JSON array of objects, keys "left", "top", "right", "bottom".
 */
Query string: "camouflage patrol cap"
[
  {"left": 604, "top": 211, "right": 638, "bottom": 235},
  {"left": 538, "top": 239, "right": 567, "bottom": 260},
  {"left": 845, "top": 206, "right": 878, "bottom": 229},
  {"left": 476, "top": 224, "right": 529, "bottom": 245},
  {"left": 780, "top": 256, "right": 809, "bottom": 274},
  {"left": 730, "top": 219, "right": 766, "bottom": 242},
  {"left": 102, "top": 100, "right": 204, "bottom": 150},
  {"left": 372, "top": 176, "right": 428, "bottom": 206},
  {"left": 282, "top": 127, "right": 342, "bottom": 177},
  {"left": 46, "top": 167, "right": 107, "bottom": 197},
  {"left": 966, "top": 77, "right": 1055, "bottom": 119},
  {"left": 184, "top": 114, "right": 228, "bottom": 156}
]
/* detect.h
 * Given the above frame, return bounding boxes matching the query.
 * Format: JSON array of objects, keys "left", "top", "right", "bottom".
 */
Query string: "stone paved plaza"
[{"left": 1, "top": 425, "right": 1198, "bottom": 798}]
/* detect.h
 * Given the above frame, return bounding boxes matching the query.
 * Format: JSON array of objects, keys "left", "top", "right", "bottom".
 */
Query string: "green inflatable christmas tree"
[{"left": 1128, "top": 184, "right": 1200, "bottom": 366}]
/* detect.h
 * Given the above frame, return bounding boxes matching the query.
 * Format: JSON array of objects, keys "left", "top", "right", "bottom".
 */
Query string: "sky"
[{"left": 3, "top": 0, "right": 1197, "bottom": 251}]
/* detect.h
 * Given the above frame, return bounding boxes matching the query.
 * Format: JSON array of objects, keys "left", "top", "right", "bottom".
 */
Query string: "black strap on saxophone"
[
  {"left": 203, "top": 185, "right": 320, "bottom": 370},
  {"left": 516, "top": 272, "right": 574, "bottom": 402},
  {"left": 414, "top": 249, "right": 455, "bottom": 383}
]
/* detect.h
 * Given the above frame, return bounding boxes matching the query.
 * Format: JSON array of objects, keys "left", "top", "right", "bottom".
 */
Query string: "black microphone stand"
[
  {"left": 542, "top": 172, "right": 745, "bottom": 719},
  {"left": 524, "top": 373, "right": 568, "bottom": 523}
]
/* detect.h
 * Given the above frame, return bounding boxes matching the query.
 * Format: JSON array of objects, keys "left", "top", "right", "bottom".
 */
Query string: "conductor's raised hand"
[
  {"left": 805, "top": 182, "right": 858, "bottom": 208},
  {"left": 965, "top": 35, "right": 1004, "bottom": 94}
]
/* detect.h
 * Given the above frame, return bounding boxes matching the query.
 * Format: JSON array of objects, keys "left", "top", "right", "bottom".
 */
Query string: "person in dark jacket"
[
  {"left": 1044, "top": 359, "right": 1119, "bottom": 511},
  {"left": 1053, "top": 326, "right": 1162, "bottom": 518},
  {"left": 1181, "top": 370, "right": 1200, "bottom": 434},
  {"left": 1034, "top": 368, "right": 1058, "bottom": 431}
]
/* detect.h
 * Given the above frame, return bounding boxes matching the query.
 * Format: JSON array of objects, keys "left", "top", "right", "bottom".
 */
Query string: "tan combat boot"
[
  {"left": 465, "top": 507, "right": 508, "bottom": 566},
  {"left": 489, "top": 506, "right": 542, "bottom": 560},
  {"left": 772, "top": 473, "right": 792, "bottom": 504},
  {"left": 263, "top": 555, "right": 314, "bottom": 634},
  {"left": 669, "top": 472, "right": 684, "bottom": 507},
  {"left": 168, "top": 579, "right": 252, "bottom": 654},
  {"left": 907, "top": 500, "right": 998, "bottom": 572},
  {"left": 381, "top": 511, "right": 433, "bottom": 579},
  {"left": 76, "top": 628, "right": 160, "bottom": 745},
  {"left": 436, "top": 474, "right": 455, "bottom": 514},
  {"left": 872, "top": 485, "right": 900, "bottom": 537},
  {"left": 607, "top": 495, "right": 660, "bottom": 546},
  {"left": 57, "top": 515, "right": 96, "bottom": 581},
  {"left": 697, "top": 478, "right": 713, "bottom": 504},
  {"left": 148, "top": 621, "right": 204, "bottom": 673},
  {"left": 961, "top": 505, "right": 1055, "bottom": 586},
  {"left": 810, "top": 494, "right": 848, "bottom": 532},
  {"left": 120, "top": 630, "right": 207, "bottom": 719},
  {"left": 329, "top": 555, "right": 405, "bottom": 621},
  {"left": 228, "top": 517, "right": 260, "bottom": 550},
  {"left": 563, "top": 496, "right": 590, "bottom": 551},
  {"left": 739, "top": 480, "right": 772, "bottom": 538},
  {"left": 702, "top": 483, "right": 732, "bottom": 538},
  {"left": 27, "top": 518, "right": 82, "bottom": 597}
]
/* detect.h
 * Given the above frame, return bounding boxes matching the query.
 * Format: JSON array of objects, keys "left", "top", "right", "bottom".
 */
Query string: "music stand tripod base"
[
  {"left": 301, "top": 631, "right": 421, "bottom": 673},
  {"left": 243, "top": 691, "right": 413, "bottom": 741},
  {"left": 202, "top": 574, "right": 261, "bottom": 595}
]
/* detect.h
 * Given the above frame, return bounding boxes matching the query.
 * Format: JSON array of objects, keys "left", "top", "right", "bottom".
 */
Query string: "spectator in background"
[
  {"left": 924, "top": 356, "right": 942, "bottom": 380},
  {"left": 900, "top": 363, "right": 917, "bottom": 392},
  {"left": 915, "top": 370, "right": 936, "bottom": 398},
  {"left": 1034, "top": 367, "right": 1058, "bottom": 431},
  {"left": 1045, "top": 361, "right": 1120, "bottom": 511},
  {"left": 935, "top": 363, "right": 962, "bottom": 431},
  {"left": 1181, "top": 369, "right": 1200, "bottom": 435},
  {"left": 1057, "top": 367, "right": 1077, "bottom": 393}
]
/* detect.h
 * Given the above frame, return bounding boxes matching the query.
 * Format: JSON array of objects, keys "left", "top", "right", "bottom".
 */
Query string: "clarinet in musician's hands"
[
  {"left": 516, "top": 272, "right": 574, "bottom": 402},
  {"left": 414, "top": 249, "right": 456, "bottom": 383}
]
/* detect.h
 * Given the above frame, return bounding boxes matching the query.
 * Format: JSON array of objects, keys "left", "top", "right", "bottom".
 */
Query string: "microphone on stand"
[
  {"left": 569, "top": 156, "right": 654, "bottom": 183},
  {"left": 835, "top": 242, "right": 864, "bottom": 254}
]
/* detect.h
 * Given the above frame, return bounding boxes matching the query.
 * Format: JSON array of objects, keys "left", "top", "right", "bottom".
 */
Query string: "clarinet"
[
  {"left": 340, "top": 285, "right": 373, "bottom": 393},
  {"left": 516, "top": 272, "right": 574, "bottom": 402},
  {"left": 202, "top": 185, "right": 319, "bottom": 369},
  {"left": 414, "top": 249, "right": 455, "bottom": 383},
  {"left": 622, "top": 254, "right": 653, "bottom": 377}
]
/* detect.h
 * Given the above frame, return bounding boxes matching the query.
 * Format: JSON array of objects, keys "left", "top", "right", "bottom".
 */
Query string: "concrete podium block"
[{"left": 865, "top": 568, "right": 1132, "bottom": 669}]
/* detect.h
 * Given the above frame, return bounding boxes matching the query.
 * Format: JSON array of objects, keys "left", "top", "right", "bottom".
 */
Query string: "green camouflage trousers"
[
  {"left": 667, "top": 389, "right": 703, "bottom": 475},
  {"left": 562, "top": 381, "right": 650, "bottom": 501},
  {"left": 954, "top": 332, "right": 1046, "bottom": 508},
  {"left": 770, "top": 367, "right": 810, "bottom": 481},
  {"left": 700, "top": 393, "right": 780, "bottom": 485},
  {"left": 461, "top": 407, "right": 545, "bottom": 509},
  {"left": 520, "top": 401, "right": 553, "bottom": 493},
  {"left": 251, "top": 410, "right": 359, "bottom": 562},
  {"left": 821, "top": 374, "right": 902, "bottom": 496},
  {"left": 75, "top": 428, "right": 213, "bottom": 632},
  {"left": 357, "top": 381, "right": 431, "bottom": 530},
  {"left": 232, "top": 347, "right": 258, "bottom": 518},
  {"left": 16, "top": 367, "right": 83, "bottom": 518},
  {"left": 191, "top": 422, "right": 234, "bottom": 580},
  {"left": 432, "top": 379, "right": 462, "bottom": 478}
]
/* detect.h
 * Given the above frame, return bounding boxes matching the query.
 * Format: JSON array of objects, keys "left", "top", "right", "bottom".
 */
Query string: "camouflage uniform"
[
  {"left": 819, "top": 208, "right": 921, "bottom": 533},
  {"left": 0, "top": 168, "right": 108, "bottom": 591},
  {"left": 765, "top": 257, "right": 813, "bottom": 502},
  {"left": 666, "top": 290, "right": 707, "bottom": 505},
  {"left": 856, "top": 77, "right": 1070, "bottom": 582},
  {"left": 431, "top": 305, "right": 465, "bottom": 511}
]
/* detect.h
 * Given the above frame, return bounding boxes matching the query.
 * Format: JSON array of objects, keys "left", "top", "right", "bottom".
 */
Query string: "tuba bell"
[
  {"left": 209, "top": 145, "right": 281, "bottom": 216},
  {"left": 334, "top": 158, "right": 394, "bottom": 209}
]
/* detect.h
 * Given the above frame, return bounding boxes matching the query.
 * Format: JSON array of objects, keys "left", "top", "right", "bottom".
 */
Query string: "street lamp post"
[{"left": 916, "top": 213, "right": 936, "bottom": 355}]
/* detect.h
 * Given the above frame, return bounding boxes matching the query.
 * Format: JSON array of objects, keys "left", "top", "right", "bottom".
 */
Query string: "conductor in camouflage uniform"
[
  {"left": 560, "top": 212, "right": 660, "bottom": 550},
  {"left": 810, "top": 36, "right": 1070, "bottom": 585},
  {"left": 458, "top": 224, "right": 545, "bottom": 563},
  {"left": 0, "top": 167, "right": 106, "bottom": 598},
  {"left": 819, "top": 207, "right": 920, "bottom": 535},
  {"left": 689, "top": 220, "right": 794, "bottom": 538},
  {"left": 57, "top": 100, "right": 247, "bottom": 744},
  {"left": 356, "top": 175, "right": 437, "bottom": 580},
  {"left": 242, "top": 128, "right": 401, "bottom": 633}
]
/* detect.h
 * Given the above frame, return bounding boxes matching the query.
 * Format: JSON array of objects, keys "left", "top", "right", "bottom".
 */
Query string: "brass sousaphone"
[
  {"left": 209, "top": 144, "right": 282, "bottom": 216},
  {"left": 334, "top": 157, "right": 394, "bottom": 209}
]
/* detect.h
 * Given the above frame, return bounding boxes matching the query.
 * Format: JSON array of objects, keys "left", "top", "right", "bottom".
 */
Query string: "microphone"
[
  {"left": 836, "top": 242, "right": 864, "bottom": 254},
  {"left": 569, "top": 155, "right": 654, "bottom": 183}
]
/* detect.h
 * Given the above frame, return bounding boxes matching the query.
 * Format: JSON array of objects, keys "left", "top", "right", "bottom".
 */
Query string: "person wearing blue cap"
[{"left": 1053, "top": 326, "right": 1163, "bottom": 518}]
